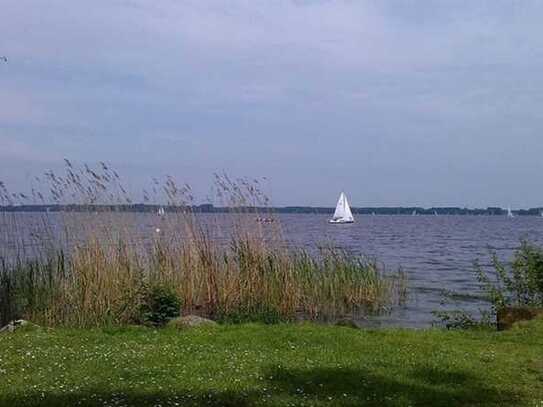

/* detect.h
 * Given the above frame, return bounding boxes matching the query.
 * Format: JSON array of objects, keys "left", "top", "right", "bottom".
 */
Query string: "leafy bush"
[
  {"left": 434, "top": 240, "right": 543, "bottom": 329},
  {"left": 139, "top": 285, "right": 180, "bottom": 327},
  {"left": 476, "top": 240, "right": 543, "bottom": 312}
]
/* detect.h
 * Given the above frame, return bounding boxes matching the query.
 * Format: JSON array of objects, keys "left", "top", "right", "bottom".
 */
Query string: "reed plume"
[{"left": 0, "top": 162, "right": 406, "bottom": 327}]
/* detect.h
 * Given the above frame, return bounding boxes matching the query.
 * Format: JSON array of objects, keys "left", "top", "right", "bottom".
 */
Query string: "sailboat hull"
[{"left": 328, "top": 219, "right": 354, "bottom": 224}]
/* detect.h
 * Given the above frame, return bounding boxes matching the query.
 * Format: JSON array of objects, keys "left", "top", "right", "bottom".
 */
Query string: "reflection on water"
[{"left": 2, "top": 212, "right": 543, "bottom": 327}]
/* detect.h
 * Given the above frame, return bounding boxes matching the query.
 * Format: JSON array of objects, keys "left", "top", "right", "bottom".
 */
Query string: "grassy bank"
[{"left": 1, "top": 320, "right": 542, "bottom": 407}]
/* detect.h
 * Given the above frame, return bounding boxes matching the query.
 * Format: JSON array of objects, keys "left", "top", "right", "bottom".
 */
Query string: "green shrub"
[
  {"left": 435, "top": 240, "right": 543, "bottom": 329},
  {"left": 477, "top": 240, "right": 543, "bottom": 311},
  {"left": 139, "top": 285, "right": 180, "bottom": 327},
  {"left": 432, "top": 309, "right": 493, "bottom": 330}
]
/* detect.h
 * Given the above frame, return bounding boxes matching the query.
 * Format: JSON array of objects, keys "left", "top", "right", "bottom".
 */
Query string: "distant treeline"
[{"left": 1, "top": 204, "right": 542, "bottom": 216}]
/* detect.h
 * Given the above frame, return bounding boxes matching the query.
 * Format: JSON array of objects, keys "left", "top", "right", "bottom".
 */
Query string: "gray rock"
[
  {"left": 0, "top": 320, "right": 36, "bottom": 334},
  {"left": 497, "top": 307, "right": 543, "bottom": 331},
  {"left": 167, "top": 315, "right": 218, "bottom": 329}
]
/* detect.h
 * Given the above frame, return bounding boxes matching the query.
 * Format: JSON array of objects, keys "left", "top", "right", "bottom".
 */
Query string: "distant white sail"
[
  {"left": 158, "top": 207, "right": 165, "bottom": 216},
  {"left": 329, "top": 192, "right": 354, "bottom": 224},
  {"left": 507, "top": 207, "right": 514, "bottom": 218}
]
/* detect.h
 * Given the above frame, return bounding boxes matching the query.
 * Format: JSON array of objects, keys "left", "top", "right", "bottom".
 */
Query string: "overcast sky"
[{"left": 1, "top": 0, "right": 543, "bottom": 207}]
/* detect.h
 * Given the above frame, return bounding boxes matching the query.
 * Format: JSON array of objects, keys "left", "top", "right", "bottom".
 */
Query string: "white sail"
[
  {"left": 507, "top": 207, "right": 514, "bottom": 218},
  {"left": 330, "top": 192, "right": 354, "bottom": 223}
]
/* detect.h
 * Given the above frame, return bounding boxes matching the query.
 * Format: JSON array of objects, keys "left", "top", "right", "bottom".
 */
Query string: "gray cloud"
[{"left": 1, "top": 0, "right": 542, "bottom": 207}]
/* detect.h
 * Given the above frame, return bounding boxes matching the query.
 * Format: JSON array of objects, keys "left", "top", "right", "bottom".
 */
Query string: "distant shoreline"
[{"left": 1, "top": 204, "right": 542, "bottom": 216}]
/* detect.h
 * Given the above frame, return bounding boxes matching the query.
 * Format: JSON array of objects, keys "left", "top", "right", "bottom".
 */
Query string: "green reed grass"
[{"left": 0, "top": 162, "right": 406, "bottom": 327}]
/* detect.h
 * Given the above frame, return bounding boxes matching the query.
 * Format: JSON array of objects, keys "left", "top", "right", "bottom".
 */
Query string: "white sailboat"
[
  {"left": 158, "top": 207, "right": 166, "bottom": 217},
  {"left": 507, "top": 207, "right": 514, "bottom": 218},
  {"left": 329, "top": 192, "right": 354, "bottom": 224}
]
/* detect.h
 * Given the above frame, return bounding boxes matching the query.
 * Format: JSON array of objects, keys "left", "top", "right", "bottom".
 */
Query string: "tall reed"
[{"left": 0, "top": 162, "right": 406, "bottom": 327}]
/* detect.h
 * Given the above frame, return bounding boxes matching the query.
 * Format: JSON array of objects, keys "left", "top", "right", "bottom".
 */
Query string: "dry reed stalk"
[{"left": 0, "top": 162, "right": 407, "bottom": 327}]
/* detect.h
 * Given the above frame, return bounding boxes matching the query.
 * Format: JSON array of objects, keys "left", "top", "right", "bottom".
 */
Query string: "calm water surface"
[
  {"left": 280, "top": 214, "right": 543, "bottom": 327},
  {"left": 3, "top": 213, "right": 543, "bottom": 327}
]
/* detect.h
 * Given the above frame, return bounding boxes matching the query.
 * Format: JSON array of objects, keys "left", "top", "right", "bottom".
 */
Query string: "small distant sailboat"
[
  {"left": 412, "top": 209, "right": 417, "bottom": 216},
  {"left": 329, "top": 192, "right": 354, "bottom": 224},
  {"left": 158, "top": 207, "right": 166, "bottom": 217},
  {"left": 507, "top": 207, "right": 514, "bottom": 218}
]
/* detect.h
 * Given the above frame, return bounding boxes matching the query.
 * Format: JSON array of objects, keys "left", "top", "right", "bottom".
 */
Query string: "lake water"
[
  {"left": 2, "top": 212, "right": 543, "bottom": 327},
  {"left": 280, "top": 214, "right": 543, "bottom": 327}
]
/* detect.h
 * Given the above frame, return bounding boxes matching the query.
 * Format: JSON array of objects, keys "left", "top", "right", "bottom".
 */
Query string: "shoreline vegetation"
[
  {"left": 0, "top": 161, "right": 406, "bottom": 328},
  {"left": 434, "top": 240, "right": 543, "bottom": 329},
  {"left": 2, "top": 161, "right": 543, "bottom": 405}
]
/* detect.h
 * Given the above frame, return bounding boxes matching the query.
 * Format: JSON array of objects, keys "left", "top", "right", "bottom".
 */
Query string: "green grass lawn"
[{"left": 1, "top": 320, "right": 542, "bottom": 407}]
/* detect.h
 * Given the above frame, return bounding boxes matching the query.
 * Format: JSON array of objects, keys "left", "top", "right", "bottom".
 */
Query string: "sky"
[{"left": 1, "top": 0, "right": 543, "bottom": 207}]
